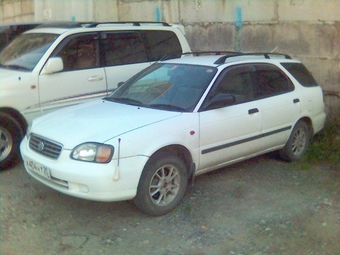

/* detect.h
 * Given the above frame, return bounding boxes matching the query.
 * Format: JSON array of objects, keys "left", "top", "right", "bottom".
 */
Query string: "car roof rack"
[
  {"left": 182, "top": 51, "right": 292, "bottom": 64},
  {"left": 86, "top": 21, "right": 171, "bottom": 27},
  {"left": 36, "top": 22, "right": 88, "bottom": 28},
  {"left": 36, "top": 21, "right": 171, "bottom": 29},
  {"left": 214, "top": 52, "right": 292, "bottom": 64},
  {"left": 182, "top": 51, "right": 240, "bottom": 56}
]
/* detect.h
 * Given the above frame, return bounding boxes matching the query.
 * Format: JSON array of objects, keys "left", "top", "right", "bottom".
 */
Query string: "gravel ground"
[{"left": 1, "top": 154, "right": 339, "bottom": 255}]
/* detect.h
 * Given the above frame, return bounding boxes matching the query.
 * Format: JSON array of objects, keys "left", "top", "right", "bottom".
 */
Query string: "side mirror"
[
  {"left": 117, "top": 82, "right": 124, "bottom": 88},
  {"left": 41, "top": 57, "right": 64, "bottom": 74},
  {"left": 205, "top": 93, "right": 235, "bottom": 110}
]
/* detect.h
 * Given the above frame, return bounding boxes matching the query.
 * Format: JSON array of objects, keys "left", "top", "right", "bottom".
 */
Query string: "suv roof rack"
[
  {"left": 182, "top": 51, "right": 239, "bottom": 56},
  {"left": 182, "top": 51, "right": 292, "bottom": 64},
  {"left": 36, "top": 21, "right": 171, "bottom": 29},
  {"left": 86, "top": 21, "right": 171, "bottom": 27},
  {"left": 37, "top": 22, "right": 87, "bottom": 28}
]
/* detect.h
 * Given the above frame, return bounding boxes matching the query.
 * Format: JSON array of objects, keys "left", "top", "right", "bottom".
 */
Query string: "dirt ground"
[{"left": 0, "top": 154, "right": 339, "bottom": 255}]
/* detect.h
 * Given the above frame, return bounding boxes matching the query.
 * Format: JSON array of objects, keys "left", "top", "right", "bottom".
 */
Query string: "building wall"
[
  {"left": 1, "top": 0, "right": 339, "bottom": 113},
  {"left": 0, "top": 0, "right": 34, "bottom": 22}
]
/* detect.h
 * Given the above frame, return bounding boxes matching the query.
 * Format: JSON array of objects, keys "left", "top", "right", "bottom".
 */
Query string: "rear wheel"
[
  {"left": 0, "top": 113, "right": 23, "bottom": 170},
  {"left": 134, "top": 153, "right": 188, "bottom": 216},
  {"left": 279, "top": 121, "right": 310, "bottom": 162}
]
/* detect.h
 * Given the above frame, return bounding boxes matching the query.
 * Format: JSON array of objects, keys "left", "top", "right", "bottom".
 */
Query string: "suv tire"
[{"left": 0, "top": 113, "right": 22, "bottom": 169}]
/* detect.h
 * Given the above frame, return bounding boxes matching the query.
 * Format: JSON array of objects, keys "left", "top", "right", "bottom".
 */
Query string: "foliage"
[{"left": 305, "top": 116, "right": 340, "bottom": 164}]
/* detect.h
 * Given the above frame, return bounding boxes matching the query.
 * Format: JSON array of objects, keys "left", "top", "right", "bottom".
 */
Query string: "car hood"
[
  {"left": 31, "top": 99, "right": 182, "bottom": 149},
  {"left": 0, "top": 67, "right": 28, "bottom": 80}
]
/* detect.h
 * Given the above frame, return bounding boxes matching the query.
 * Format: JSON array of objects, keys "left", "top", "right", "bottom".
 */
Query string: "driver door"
[{"left": 38, "top": 33, "right": 106, "bottom": 115}]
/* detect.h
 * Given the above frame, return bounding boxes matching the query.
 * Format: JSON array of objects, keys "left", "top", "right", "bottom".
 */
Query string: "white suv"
[
  {"left": 20, "top": 52, "right": 326, "bottom": 216},
  {"left": 0, "top": 22, "right": 191, "bottom": 169}
]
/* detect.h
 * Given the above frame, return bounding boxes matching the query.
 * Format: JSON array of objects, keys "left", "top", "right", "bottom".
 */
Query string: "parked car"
[
  {"left": 20, "top": 52, "right": 326, "bottom": 216},
  {"left": 0, "top": 22, "right": 41, "bottom": 51},
  {"left": 0, "top": 21, "right": 191, "bottom": 169}
]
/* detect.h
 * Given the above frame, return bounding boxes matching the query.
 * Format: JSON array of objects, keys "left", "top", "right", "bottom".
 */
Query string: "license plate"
[{"left": 25, "top": 159, "right": 51, "bottom": 179}]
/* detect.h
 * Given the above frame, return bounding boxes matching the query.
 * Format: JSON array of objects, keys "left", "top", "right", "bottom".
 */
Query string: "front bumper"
[{"left": 20, "top": 136, "right": 149, "bottom": 202}]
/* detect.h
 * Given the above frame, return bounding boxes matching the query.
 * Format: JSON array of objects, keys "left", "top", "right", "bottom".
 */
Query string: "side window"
[
  {"left": 281, "top": 62, "right": 318, "bottom": 87},
  {"left": 201, "top": 65, "right": 253, "bottom": 110},
  {"left": 252, "top": 64, "right": 294, "bottom": 99},
  {"left": 101, "top": 32, "right": 147, "bottom": 66},
  {"left": 216, "top": 68, "right": 253, "bottom": 104},
  {"left": 140, "top": 30, "right": 182, "bottom": 61},
  {"left": 54, "top": 34, "right": 99, "bottom": 71}
]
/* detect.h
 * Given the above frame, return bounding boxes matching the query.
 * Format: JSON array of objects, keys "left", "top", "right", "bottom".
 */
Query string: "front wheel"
[
  {"left": 279, "top": 121, "right": 311, "bottom": 162},
  {"left": 134, "top": 153, "right": 188, "bottom": 216},
  {"left": 0, "top": 113, "right": 23, "bottom": 170}
]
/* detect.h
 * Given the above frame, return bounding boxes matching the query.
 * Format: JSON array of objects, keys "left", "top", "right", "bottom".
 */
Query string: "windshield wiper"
[
  {"left": 148, "top": 104, "right": 186, "bottom": 112},
  {"left": 104, "top": 97, "right": 144, "bottom": 107}
]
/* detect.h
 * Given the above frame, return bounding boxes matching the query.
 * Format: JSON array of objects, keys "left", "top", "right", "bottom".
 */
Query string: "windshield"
[
  {"left": 0, "top": 33, "right": 58, "bottom": 71},
  {"left": 105, "top": 63, "right": 217, "bottom": 112}
]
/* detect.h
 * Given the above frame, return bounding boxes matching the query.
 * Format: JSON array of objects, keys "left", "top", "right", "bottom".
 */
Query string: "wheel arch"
[
  {"left": 149, "top": 144, "right": 194, "bottom": 178},
  {"left": 0, "top": 108, "right": 27, "bottom": 137},
  {"left": 296, "top": 116, "right": 314, "bottom": 140}
]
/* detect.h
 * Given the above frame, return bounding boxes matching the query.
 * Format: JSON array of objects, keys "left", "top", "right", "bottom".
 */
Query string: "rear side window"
[
  {"left": 281, "top": 62, "right": 318, "bottom": 87},
  {"left": 140, "top": 30, "right": 182, "bottom": 61},
  {"left": 252, "top": 64, "right": 294, "bottom": 99},
  {"left": 101, "top": 32, "right": 147, "bottom": 66}
]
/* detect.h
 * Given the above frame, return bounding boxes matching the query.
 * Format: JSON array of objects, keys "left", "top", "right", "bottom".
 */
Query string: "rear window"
[{"left": 281, "top": 62, "right": 319, "bottom": 87}]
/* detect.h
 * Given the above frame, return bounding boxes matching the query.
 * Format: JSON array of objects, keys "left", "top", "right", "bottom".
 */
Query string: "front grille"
[{"left": 29, "top": 133, "right": 63, "bottom": 159}]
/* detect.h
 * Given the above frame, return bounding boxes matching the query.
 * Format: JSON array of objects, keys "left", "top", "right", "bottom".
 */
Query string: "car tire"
[
  {"left": 0, "top": 113, "right": 23, "bottom": 170},
  {"left": 134, "top": 153, "right": 188, "bottom": 216},
  {"left": 279, "top": 121, "right": 310, "bottom": 162}
]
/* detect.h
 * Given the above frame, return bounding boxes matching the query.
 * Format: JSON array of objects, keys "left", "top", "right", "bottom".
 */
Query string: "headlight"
[{"left": 71, "top": 143, "right": 114, "bottom": 163}]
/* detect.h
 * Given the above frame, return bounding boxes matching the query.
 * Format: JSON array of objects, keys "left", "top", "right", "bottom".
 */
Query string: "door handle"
[
  {"left": 248, "top": 108, "right": 259, "bottom": 114},
  {"left": 88, "top": 75, "right": 104, "bottom": 82},
  {"left": 293, "top": 98, "right": 300, "bottom": 103}
]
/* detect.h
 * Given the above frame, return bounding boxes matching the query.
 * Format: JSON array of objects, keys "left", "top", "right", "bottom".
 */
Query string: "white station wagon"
[{"left": 20, "top": 52, "right": 326, "bottom": 216}]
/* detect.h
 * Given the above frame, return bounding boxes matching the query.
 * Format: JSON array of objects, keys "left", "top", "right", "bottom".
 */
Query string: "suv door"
[
  {"left": 38, "top": 33, "right": 106, "bottom": 114},
  {"left": 251, "top": 63, "right": 300, "bottom": 149},
  {"left": 198, "top": 64, "right": 262, "bottom": 172},
  {"left": 102, "top": 30, "right": 184, "bottom": 91},
  {"left": 101, "top": 31, "right": 150, "bottom": 92}
]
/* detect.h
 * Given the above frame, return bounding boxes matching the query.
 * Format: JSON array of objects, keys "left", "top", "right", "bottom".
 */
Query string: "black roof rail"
[
  {"left": 182, "top": 51, "right": 239, "bottom": 56},
  {"left": 86, "top": 21, "right": 171, "bottom": 28},
  {"left": 36, "top": 22, "right": 87, "bottom": 29},
  {"left": 214, "top": 52, "right": 292, "bottom": 64},
  {"left": 35, "top": 21, "right": 171, "bottom": 29}
]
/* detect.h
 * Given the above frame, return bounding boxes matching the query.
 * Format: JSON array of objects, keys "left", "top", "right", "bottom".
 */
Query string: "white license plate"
[{"left": 25, "top": 159, "right": 51, "bottom": 179}]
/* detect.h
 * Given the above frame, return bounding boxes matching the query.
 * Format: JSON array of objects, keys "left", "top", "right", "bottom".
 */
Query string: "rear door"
[
  {"left": 38, "top": 33, "right": 106, "bottom": 114},
  {"left": 101, "top": 30, "right": 184, "bottom": 92},
  {"left": 251, "top": 63, "right": 300, "bottom": 149},
  {"left": 101, "top": 31, "right": 150, "bottom": 92}
]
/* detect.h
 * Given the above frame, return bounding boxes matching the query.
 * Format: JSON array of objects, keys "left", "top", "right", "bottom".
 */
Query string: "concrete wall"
[
  {"left": 0, "top": 0, "right": 34, "bottom": 22},
  {"left": 1, "top": 0, "right": 339, "bottom": 113}
]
